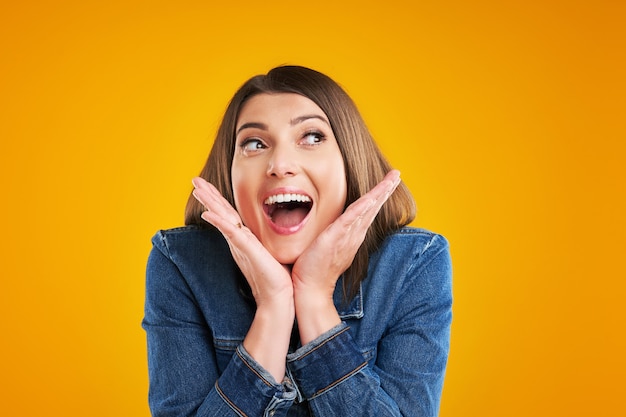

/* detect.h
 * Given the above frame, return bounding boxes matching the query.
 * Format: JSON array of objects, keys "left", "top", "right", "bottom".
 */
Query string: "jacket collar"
[{"left": 332, "top": 278, "right": 364, "bottom": 320}]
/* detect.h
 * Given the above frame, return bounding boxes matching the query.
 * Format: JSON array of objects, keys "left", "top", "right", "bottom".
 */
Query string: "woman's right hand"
[
  {"left": 191, "top": 177, "right": 293, "bottom": 307},
  {"left": 192, "top": 177, "right": 295, "bottom": 383}
]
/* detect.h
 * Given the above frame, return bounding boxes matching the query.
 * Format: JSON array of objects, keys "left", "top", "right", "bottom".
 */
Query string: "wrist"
[
  {"left": 255, "top": 294, "right": 295, "bottom": 329},
  {"left": 254, "top": 285, "right": 294, "bottom": 311},
  {"left": 243, "top": 297, "right": 295, "bottom": 383},
  {"left": 294, "top": 289, "right": 341, "bottom": 345}
]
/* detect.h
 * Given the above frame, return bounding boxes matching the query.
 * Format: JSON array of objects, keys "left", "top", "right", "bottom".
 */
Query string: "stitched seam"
[
  {"left": 237, "top": 349, "right": 273, "bottom": 387},
  {"left": 310, "top": 361, "right": 368, "bottom": 399},
  {"left": 215, "top": 381, "right": 248, "bottom": 417},
  {"left": 404, "top": 234, "right": 448, "bottom": 281},
  {"left": 297, "top": 326, "right": 350, "bottom": 360},
  {"left": 397, "top": 227, "right": 434, "bottom": 236}
]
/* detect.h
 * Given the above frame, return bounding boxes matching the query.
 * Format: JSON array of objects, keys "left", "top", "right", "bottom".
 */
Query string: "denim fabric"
[{"left": 143, "top": 226, "right": 452, "bottom": 416}]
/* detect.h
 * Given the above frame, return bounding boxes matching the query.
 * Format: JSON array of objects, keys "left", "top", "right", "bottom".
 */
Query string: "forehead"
[{"left": 237, "top": 93, "right": 328, "bottom": 125}]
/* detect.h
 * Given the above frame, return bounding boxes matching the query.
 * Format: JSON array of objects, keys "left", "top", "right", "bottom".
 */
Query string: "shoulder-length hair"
[{"left": 185, "top": 65, "right": 416, "bottom": 299}]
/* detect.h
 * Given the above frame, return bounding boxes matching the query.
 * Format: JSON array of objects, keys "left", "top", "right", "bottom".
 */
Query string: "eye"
[
  {"left": 300, "top": 131, "right": 326, "bottom": 146},
  {"left": 240, "top": 138, "right": 267, "bottom": 154}
]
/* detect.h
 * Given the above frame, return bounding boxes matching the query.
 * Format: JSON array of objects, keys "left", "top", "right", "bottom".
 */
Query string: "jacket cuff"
[
  {"left": 286, "top": 323, "right": 367, "bottom": 400},
  {"left": 216, "top": 344, "right": 296, "bottom": 416}
]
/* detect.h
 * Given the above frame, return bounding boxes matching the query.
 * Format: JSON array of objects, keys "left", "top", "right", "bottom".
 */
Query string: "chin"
[
  {"left": 268, "top": 245, "right": 304, "bottom": 266},
  {"left": 273, "top": 252, "right": 300, "bottom": 266}
]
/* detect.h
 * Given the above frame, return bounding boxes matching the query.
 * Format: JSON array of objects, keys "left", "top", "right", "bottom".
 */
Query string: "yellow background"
[{"left": 1, "top": 1, "right": 624, "bottom": 415}]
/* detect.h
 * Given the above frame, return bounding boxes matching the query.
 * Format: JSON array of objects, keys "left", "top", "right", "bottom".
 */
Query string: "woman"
[{"left": 143, "top": 65, "right": 452, "bottom": 416}]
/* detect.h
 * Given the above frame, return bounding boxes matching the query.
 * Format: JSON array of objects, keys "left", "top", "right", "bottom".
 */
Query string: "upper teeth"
[{"left": 264, "top": 193, "right": 311, "bottom": 205}]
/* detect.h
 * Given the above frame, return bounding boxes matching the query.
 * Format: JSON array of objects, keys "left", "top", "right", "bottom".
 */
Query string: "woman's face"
[{"left": 231, "top": 93, "right": 347, "bottom": 265}]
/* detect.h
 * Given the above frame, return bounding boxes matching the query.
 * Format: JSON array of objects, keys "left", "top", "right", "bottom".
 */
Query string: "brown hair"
[{"left": 185, "top": 65, "right": 416, "bottom": 298}]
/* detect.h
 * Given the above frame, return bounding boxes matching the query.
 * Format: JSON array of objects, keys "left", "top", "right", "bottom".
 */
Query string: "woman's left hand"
[{"left": 291, "top": 170, "right": 401, "bottom": 343}]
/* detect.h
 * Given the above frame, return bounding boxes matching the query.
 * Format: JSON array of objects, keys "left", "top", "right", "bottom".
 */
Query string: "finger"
[
  {"left": 191, "top": 178, "right": 232, "bottom": 211},
  {"left": 190, "top": 180, "right": 245, "bottom": 234},
  {"left": 192, "top": 178, "right": 241, "bottom": 222},
  {"left": 340, "top": 170, "right": 401, "bottom": 229},
  {"left": 200, "top": 208, "right": 242, "bottom": 235},
  {"left": 366, "top": 170, "right": 401, "bottom": 208},
  {"left": 192, "top": 177, "right": 231, "bottom": 203},
  {"left": 192, "top": 190, "right": 248, "bottom": 245}
]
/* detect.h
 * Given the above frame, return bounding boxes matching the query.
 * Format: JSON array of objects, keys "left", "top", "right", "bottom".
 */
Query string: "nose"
[{"left": 266, "top": 145, "right": 298, "bottom": 178}]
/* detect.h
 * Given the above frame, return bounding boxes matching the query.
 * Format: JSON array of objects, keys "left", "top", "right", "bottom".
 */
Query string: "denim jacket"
[{"left": 143, "top": 226, "right": 452, "bottom": 417}]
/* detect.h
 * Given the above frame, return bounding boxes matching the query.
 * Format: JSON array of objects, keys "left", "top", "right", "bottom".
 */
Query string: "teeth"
[{"left": 264, "top": 193, "right": 311, "bottom": 205}]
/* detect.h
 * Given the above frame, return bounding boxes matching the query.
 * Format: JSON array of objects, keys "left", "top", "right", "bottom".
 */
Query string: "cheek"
[
  {"left": 315, "top": 156, "right": 348, "bottom": 218},
  {"left": 231, "top": 170, "right": 256, "bottom": 221},
  {"left": 232, "top": 187, "right": 254, "bottom": 220}
]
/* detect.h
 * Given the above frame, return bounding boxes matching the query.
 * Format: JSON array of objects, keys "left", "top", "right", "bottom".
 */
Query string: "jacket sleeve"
[
  {"left": 286, "top": 233, "right": 453, "bottom": 416},
  {"left": 142, "top": 231, "right": 296, "bottom": 417}
]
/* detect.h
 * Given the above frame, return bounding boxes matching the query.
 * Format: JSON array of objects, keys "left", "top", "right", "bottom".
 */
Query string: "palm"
[
  {"left": 191, "top": 177, "right": 293, "bottom": 304},
  {"left": 292, "top": 170, "right": 401, "bottom": 292}
]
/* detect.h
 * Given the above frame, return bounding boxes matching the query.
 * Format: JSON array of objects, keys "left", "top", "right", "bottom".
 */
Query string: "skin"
[
  {"left": 191, "top": 93, "right": 401, "bottom": 383},
  {"left": 230, "top": 93, "right": 348, "bottom": 265}
]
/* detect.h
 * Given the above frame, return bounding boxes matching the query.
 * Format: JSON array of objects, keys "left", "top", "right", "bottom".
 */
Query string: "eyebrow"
[
  {"left": 235, "top": 114, "right": 329, "bottom": 136},
  {"left": 290, "top": 114, "right": 330, "bottom": 126},
  {"left": 236, "top": 122, "right": 267, "bottom": 135}
]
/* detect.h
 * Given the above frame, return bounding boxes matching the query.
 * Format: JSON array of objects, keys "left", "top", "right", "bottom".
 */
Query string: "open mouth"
[{"left": 263, "top": 193, "right": 313, "bottom": 229}]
